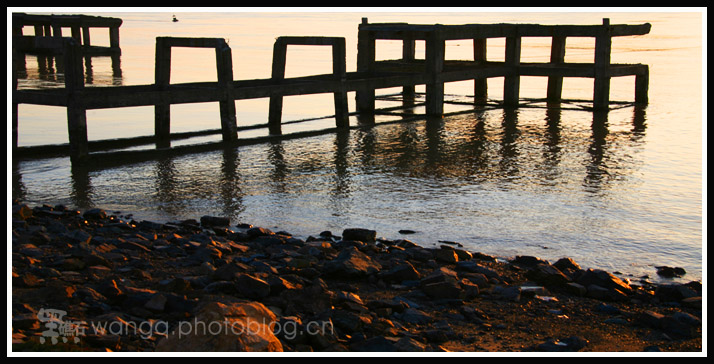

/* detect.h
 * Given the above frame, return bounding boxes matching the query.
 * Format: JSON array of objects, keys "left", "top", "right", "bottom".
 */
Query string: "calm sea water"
[{"left": 11, "top": 10, "right": 704, "bottom": 283}]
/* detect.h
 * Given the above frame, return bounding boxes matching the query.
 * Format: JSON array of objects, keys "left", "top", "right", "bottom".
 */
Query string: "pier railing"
[
  {"left": 12, "top": 12, "right": 122, "bottom": 55},
  {"left": 12, "top": 16, "right": 651, "bottom": 162},
  {"left": 355, "top": 18, "right": 651, "bottom": 114}
]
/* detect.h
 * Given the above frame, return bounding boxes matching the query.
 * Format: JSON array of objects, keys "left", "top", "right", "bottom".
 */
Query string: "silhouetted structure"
[{"left": 13, "top": 16, "right": 651, "bottom": 163}]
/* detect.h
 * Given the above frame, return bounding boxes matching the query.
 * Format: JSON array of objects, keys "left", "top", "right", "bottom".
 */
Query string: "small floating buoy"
[{"left": 172, "top": 15, "right": 178, "bottom": 22}]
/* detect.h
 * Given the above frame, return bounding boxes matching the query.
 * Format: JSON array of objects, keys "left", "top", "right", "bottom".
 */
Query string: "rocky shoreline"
[{"left": 11, "top": 201, "right": 703, "bottom": 353}]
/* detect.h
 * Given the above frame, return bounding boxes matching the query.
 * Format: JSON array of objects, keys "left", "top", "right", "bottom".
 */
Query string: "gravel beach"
[{"left": 10, "top": 201, "right": 703, "bottom": 353}]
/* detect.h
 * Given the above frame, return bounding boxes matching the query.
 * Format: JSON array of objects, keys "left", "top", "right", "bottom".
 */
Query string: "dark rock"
[
  {"left": 536, "top": 336, "right": 587, "bottom": 352},
  {"left": 351, "top": 336, "right": 400, "bottom": 352},
  {"left": 422, "top": 280, "right": 462, "bottom": 299},
  {"left": 366, "top": 299, "right": 408, "bottom": 314},
  {"left": 637, "top": 310, "right": 665, "bottom": 328},
  {"left": 95, "top": 279, "right": 124, "bottom": 302},
  {"left": 186, "top": 246, "right": 222, "bottom": 265},
  {"left": 576, "top": 269, "right": 632, "bottom": 295},
  {"left": 342, "top": 228, "right": 377, "bottom": 243},
  {"left": 525, "top": 263, "right": 570, "bottom": 288},
  {"left": 453, "top": 248, "right": 473, "bottom": 261},
  {"left": 398, "top": 230, "right": 416, "bottom": 235},
  {"left": 116, "top": 240, "right": 152, "bottom": 253},
  {"left": 323, "top": 246, "right": 382, "bottom": 278},
  {"left": 144, "top": 293, "right": 167, "bottom": 312},
  {"left": 281, "top": 279, "right": 335, "bottom": 316},
  {"left": 471, "top": 252, "right": 497, "bottom": 261},
  {"left": 137, "top": 220, "right": 164, "bottom": 231},
  {"left": 212, "top": 262, "right": 250, "bottom": 281},
  {"left": 681, "top": 296, "right": 702, "bottom": 309},
  {"left": 460, "top": 279, "right": 480, "bottom": 299},
  {"left": 266, "top": 275, "right": 302, "bottom": 295},
  {"left": 455, "top": 261, "right": 500, "bottom": 279},
  {"left": 404, "top": 247, "right": 434, "bottom": 262},
  {"left": 379, "top": 260, "right": 421, "bottom": 282},
  {"left": 461, "top": 272, "right": 489, "bottom": 288},
  {"left": 395, "top": 239, "right": 419, "bottom": 249},
  {"left": 200, "top": 215, "right": 230, "bottom": 227},
  {"left": 637, "top": 310, "right": 698, "bottom": 339},
  {"left": 394, "top": 308, "right": 433, "bottom": 325},
  {"left": 331, "top": 309, "right": 372, "bottom": 333},
  {"left": 336, "top": 291, "right": 364, "bottom": 306},
  {"left": 63, "top": 229, "right": 92, "bottom": 245},
  {"left": 235, "top": 273, "right": 271, "bottom": 299},
  {"left": 394, "top": 336, "right": 427, "bottom": 352},
  {"left": 493, "top": 285, "right": 521, "bottom": 302},
  {"left": 203, "top": 281, "right": 238, "bottom": 295},
  {"left": 512, "top": 255, "right": 549, "bottom": 267},
  {"left": 83, "top": 208, "right": 107, "bottom": 220},
  {"left": 247, "top": 227, "right": 274, "bottom": 238},
  {"left": 594, "top": 303, "right": 622, "bottom": 315},
  {"left": 654, "top": 283, "right": 698, "bottom": 302},
  {"left": 161, "top": 277, "right": 193, "bottom": 293},
  {"left": 435, "top": 248, "right": 459, "bottom": 264},
  {"left": 655, "top": 266, "right": 686, "bottom": 278},
  {"left": 563, "top": 282, "right": 587, "bottom": 297},
  {"left": 585, "top": 284, "right": 628, "bottom": 302},
  {"left": 15, "top": 272, "right": 44, "bottom": 288},
  {"left": 438, "top": 240, "right": 463, "bottom": 247},
  {"left": 424, "top": 329, "right": 450, "bottom": 343},
  {"left": 553, "top": 257, "right": 581, "bottom": 271},
  {"left": 672, "top": 312, "right": 701, "bottom": 327},
  {"left": 421, "top": 266, "right": 459, "bottom": 285},
  {"left": 13, "top": 204, "right": 34, "bottom": 220}
]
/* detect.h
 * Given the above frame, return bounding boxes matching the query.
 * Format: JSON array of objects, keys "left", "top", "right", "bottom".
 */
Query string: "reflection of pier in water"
[
  {"left": 12, "top": 104, "right": 647, "bottom": 219},
  {"left": 13, "top": 15, "right": 651, "bottom": 163}
]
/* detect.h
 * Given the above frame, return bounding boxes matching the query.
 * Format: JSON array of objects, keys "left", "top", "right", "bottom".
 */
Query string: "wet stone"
[
  {"left": 342, "top": 228, "right": 377, "bottom": 243},
  {"left": 655, "top": 266, "right": 687, "bottom": 278},
  {"left": 200, "top": 215, "right": 230, "bottom": 227},
  {"left": 536, "top": 336, "right": 588, "bottom": 352},
  {"left": 512, "top": 255, "right": 549, "bottom": 267},
  {"left": 323, "top": 246, "right": 382, "bottom": 278},
  {"left": 83, "top": 208, "right": 108, "bottom": 220},
  {"left": 435, "top": 248, "right": 459, "bottom": 264},
  {"left": 553, "top": 257, "right": 581, "bottom": 271}
]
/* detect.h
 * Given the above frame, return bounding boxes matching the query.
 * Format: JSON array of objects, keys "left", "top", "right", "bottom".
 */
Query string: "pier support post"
[
  {"left": 331, "top": 37, "right": 349, "bottom": 129},
  {"left": 473, "top": 38, "right": 488, "bottom": 103},
  {"left": 593, "top": 18, "right": 612, "bottom": 110},
  {"left": 52, "top": 23, "right": 62, "bottom": 38},
  {"left": 154, "top": 37, "right": 238, "bottom": 144},
  {"left": 425, "top": 27, "right": 445, "bottom": 117},
  {"left": 269, "top": 36, "right": 349, "bottom": 134},
  {"left": 109, "top": 26, "right": 120, "bottom": 51},
  {"left": 547, "top": 36, "right": 566, "bottom": 103},
  {"left": 635, "top": 65, "right": 649, "bottom": 104},
  {"left": 64, "top": 38, "right": 89, "bottom": 161},
  {"left": 82, "top": 26, "right": 91, "bottom": 48},
  {"left": 216, "top": 40, "right": 237, "bottom": 142},
  {"left": 12, "top": 49, "right": 19, "bottom": 152},
  {"left": 356, "top": 18, "right": 376, "bottom": 117},
  {"left": 503, "top": 34, "right": 521, "bottom": 108},
  {"left": 154, "top": 37, "right": 171, "bottom": 148},
  {"left": 268, "top": 39, "right": 288, "bottom": 135},
  {"left": 402, "top": 36, "right": 416, "bottom": 100}
]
